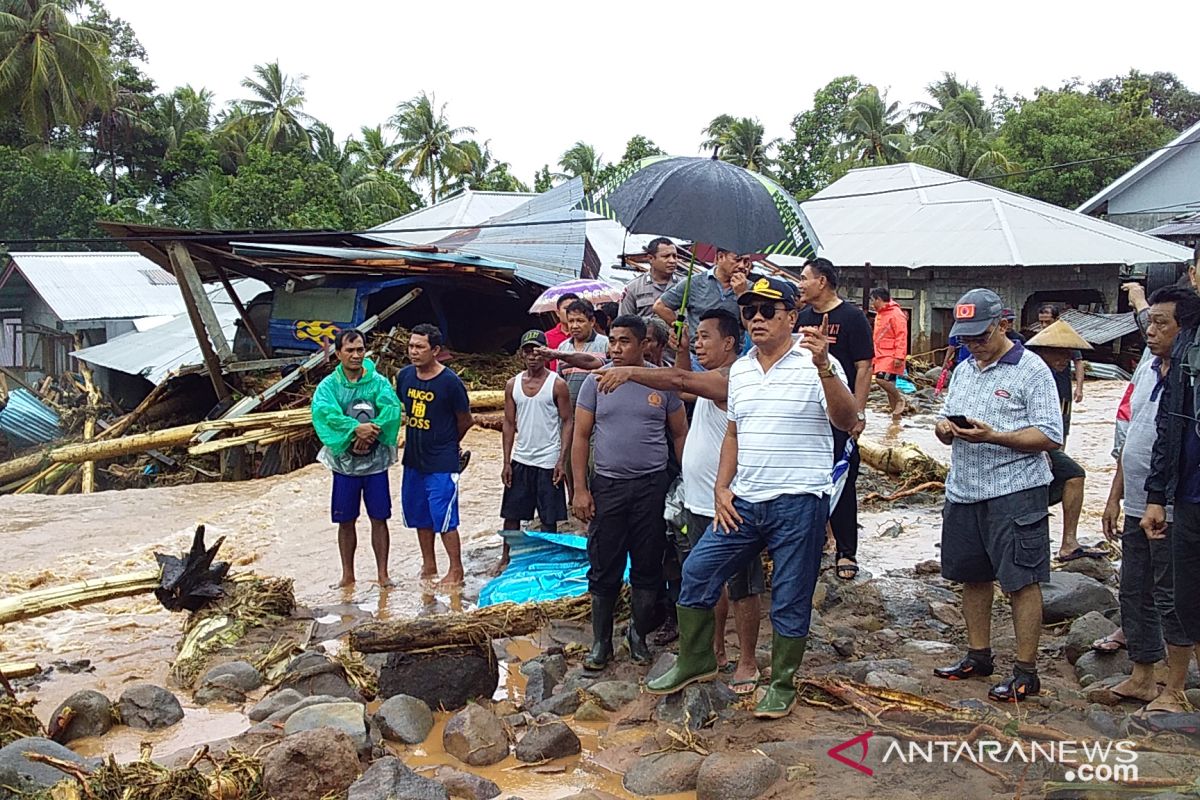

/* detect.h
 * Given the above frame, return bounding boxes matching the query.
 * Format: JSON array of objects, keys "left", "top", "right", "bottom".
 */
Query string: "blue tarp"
[{"left": 479, "top": 529, "right": 627, "bottom": 607}]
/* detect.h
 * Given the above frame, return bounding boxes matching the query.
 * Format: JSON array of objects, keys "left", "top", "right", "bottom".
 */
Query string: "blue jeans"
[{"left": 678, "top": 492, "right": 827, "bottom": 638}]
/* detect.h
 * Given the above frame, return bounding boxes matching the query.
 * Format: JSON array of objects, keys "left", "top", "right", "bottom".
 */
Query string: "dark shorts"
[
  {"left": 874, "top": 372, "right": 898, "bottom": 382},
  {"left": 500, "top": 461, "right": 567, "bottom": 526},
  {"left": 682, "top": 509, "right": 765, "bottom": 601},
  {"left": 1047, "top": 449, "right": 1086, "bottom": 506},
  {"left": 331, "top": 471, "right": 391, "bottom": 523},
  {"left": 401, "top": 469, "right": 459, "bottom": 532},
  {"left": 941, "top": 485, "right": 1050, "bottom": 593}
]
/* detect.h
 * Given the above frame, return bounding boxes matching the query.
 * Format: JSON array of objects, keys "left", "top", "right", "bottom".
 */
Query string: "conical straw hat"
[{"left": 1026, "top": 319, "right": 1092, "bottom": 350}]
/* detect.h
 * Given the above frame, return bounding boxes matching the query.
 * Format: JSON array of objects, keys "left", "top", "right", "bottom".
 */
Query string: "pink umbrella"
[{"left": 529, "top": 278, "right": 624, "bottom": 313}]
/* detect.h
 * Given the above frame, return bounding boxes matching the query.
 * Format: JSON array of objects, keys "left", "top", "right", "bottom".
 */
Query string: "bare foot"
[
  {"left": 377, "top": 575, "right": 396, "bottom": 588},
  {"left": 1058, "top": 539, "right": 1080, "bottom": 559},
  {"left": 419, "top": 565, "right": 438, "bottom": 580},
  {"left": 485, "top": 558, "right": 509, "bottom": 578},
  {"left": 1144, "top": 690, "right": 1191, "bottom": 713},
  {"left": 330, "top": 576, "right": 355, "bottom": 589},
  {"left": 437, "top": 570, "right": 464, "bottom": 588},
  {"left": 1111, "top": 676, "right": 1158, "bottom": 703}
]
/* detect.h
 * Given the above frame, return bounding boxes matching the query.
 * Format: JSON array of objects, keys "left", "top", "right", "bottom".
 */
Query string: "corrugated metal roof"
[
  {"left": 1058, "top": 308, "right": 1140, "bottom": 345},
  {"left": 9, "top": 251, "right": 190, "bottom": 322},
  {"left": 0, "top": 388, "right": 62, "bottom": 446},
  {"left": 72, "top": 280, "right": 269, "bottom": 385},
  {"left": 228, "top": 242, "right": 521, "bottom": 272},
  {"left": 370, "top": 189, "right": 538, "bottom": 246},
  {"left": 798, "top": 163, "right": 1193, "bottom": 268},
  {"left": 1146, "top": 212, "right": 1200, "bottom": 238},
  {"left": 1077, "top": 119, "right": 1200, "bottom": 214}
]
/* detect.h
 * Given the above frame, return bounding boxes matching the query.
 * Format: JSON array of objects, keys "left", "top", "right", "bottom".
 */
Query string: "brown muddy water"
[{"left": 0, "top": 382, "right": 1128, "bottom": 797}]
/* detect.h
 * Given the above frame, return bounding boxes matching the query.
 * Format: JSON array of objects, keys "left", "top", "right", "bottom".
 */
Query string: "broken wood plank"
[{"left": 0, "top": 662, "right": 40, "bottom": 680}]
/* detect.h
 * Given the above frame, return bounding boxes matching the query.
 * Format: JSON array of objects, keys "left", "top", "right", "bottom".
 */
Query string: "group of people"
[
  {"left": 932, "top": 246, "right": 1200, "bottom": 710},
  {"left": 308, "top": 240, "right": 1200, "bottom": 717}
]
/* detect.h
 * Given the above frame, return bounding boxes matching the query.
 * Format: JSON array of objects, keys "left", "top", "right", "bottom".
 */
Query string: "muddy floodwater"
[{"left": 0, "top": 380, "right": 1129, "bottom": 797}]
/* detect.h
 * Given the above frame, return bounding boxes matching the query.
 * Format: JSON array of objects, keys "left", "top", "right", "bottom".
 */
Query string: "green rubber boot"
[
  {"left": 754, "top": 633, "right": 808, "bottom": 719},
  {"left": 644, "top": 605, "right": 718, "bottom": 695}
]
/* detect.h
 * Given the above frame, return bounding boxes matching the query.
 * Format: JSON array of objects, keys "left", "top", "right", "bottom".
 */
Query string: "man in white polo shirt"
[
  {"left": 932, "top": 288, "right": 1063, "bottom": 704},
  {"left": 643, "top": 277, "right": 858, "bottom": 719}
]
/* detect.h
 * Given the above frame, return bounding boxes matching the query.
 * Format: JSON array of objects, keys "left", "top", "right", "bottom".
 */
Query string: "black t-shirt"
[
  {"left": 795, "top": 301, "right": 874, "bottom": 393},
  {"left": 395, "top": 365, "right": 470, "bottom": 473}
]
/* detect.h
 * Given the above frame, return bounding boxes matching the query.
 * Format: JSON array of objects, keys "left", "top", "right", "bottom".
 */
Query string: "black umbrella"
[{"left": 580, "top": 155, "right": 819, "bottom": 258}]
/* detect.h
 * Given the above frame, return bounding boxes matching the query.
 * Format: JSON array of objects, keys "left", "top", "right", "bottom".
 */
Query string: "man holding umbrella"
[{"left": 652, "top": 248, "right": 749, "bottom": 363}]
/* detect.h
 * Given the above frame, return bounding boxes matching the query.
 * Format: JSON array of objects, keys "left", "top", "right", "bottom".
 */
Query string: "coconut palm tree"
[
  {"left": 907, "top": 125, "right": 1016, "bottom": 179},
  {"left": 93, "top": 84, "right": 152, "bottom": 201},
  {"left": 840, "top": 86, "right": 909, "bottom": 166},
  {"left": 157, "top": 85, "right": 213, "bottom": 151},
  {"left": 700, "top": 114, "right": 736, "bottom": 155},
  {"left": 227, "top": 61, "right": 314, "bottom": 153},
  {"left": 555, "top": 141, "right": 603, "bottom": 190},
  {"left": 0, "top": 0, "right": 112, "bottom": 141},
  {"left": 389, "top": 91, "right": 476, "bottom": 204},
  {"left": 718, "top": 117, "right": 779, "bottom": 173}
]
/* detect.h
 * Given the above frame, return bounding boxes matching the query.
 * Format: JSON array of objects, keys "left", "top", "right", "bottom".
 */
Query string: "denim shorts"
[{"left": 941, "top": 485, "right": 1050, "bottom": 592}]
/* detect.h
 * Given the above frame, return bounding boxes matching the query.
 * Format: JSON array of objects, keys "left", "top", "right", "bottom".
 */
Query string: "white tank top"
[
  {"left": 681, "top": 396, "right": 726, "bottom": 516},
  {"left": 512, "top": 371, "right": 563, "bottom": 470}
]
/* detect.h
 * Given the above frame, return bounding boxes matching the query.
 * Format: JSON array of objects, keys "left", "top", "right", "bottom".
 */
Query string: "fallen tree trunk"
[
  {"left": 0, "top": 570, "right": 160, "bottom": 625},
  {"left": 49, "top": 424, "right": 199, "bottom": 463},
  {"left": 858, "top": 436, "right": 947, "bottom": 483},
  {"left": 467, "top": 390, "right": 505, "bottom": 412},
  {"left": 0, "top": 451, "right": 50, "bottom": 484},
  {"left": 472, "top": 412, "right": 504, "bottom": 431},
  {"left": 352, "top": 593, "right": 600, "bottom": 653}
]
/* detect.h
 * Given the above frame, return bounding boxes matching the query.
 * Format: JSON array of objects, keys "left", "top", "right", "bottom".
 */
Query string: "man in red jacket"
[{"left": 870, "top": 288, "right": 908, "bottom": 421}]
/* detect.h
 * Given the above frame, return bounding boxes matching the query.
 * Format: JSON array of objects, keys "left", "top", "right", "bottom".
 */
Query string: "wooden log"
[
  {"left": 78, "top": 356, "right": 101, "bottom": 494},
  {"left": 858, "top": 436, "right": 947, "bottom": 482},
  {"left": 0, "top": 570, "right": 160, "bottom": 625},
  {"left": 351, "top": 594, "right": 594, "bottom": 653},
  {"left": 468, "top": 390, "right": 505, "bottom": 412},
  {"left": 55, "top": 471, "right": 81, "bottom": 495},
  {"left": 0, "top": 661, "right": 40, "bottom": 679},
  {"left": 472, "top": 412, "right": 504, "bottom": 431},
  {"left": 49, "top": 423, "right": 199, "bottom": 463},
  {"left": 0, "top": 451, "right": 50, "bottom": 484}
]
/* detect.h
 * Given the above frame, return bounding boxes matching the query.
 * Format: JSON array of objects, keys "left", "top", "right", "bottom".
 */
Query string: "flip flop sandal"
[
  {"left": 836, "top": 560, "right": 860, "bottom": 580},
  {"left": 1057, "top": 546, "right": 1107, "bottom": 562},
  {"left": 717, "top": 661, "right": 737, "bottom": 675},
  {"left": 1090, "top": 633, "right": 1126, "bottom": 653},
  {"left": 730, "top": 670, "right": 761, "bottom": 696}
]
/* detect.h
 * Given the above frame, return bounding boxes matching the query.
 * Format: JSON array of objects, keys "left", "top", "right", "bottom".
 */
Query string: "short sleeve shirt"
[
  {"left": 557, "top": 333, "right": 609, "bottom": 406},
  {"left": 577, "top": 369, "right": 682, "bottom": 479},
  {"left": 395, "top": 365, "right": 470, "bottom": 473},
  {"left": 941, "top": 343, "right": 1063, "bottom": 504},
  {"left": 795, "top": 301, "right": 874, "bottom": 394},
  {"left": 620, "top": 272, "right": 680, "bottom": 319},
  {"left": 659, "top": 269, "right": 739, "bottom": 349}
]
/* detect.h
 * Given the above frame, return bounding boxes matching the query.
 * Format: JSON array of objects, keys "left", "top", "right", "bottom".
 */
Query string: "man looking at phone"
[{"left": 932, "top": 289, "right": 1063, "bottom": 703}]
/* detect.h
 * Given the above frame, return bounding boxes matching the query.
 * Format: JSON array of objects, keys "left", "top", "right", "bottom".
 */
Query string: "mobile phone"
[{"left": 946, "top": 414, "right": 971, "bottom": 428}]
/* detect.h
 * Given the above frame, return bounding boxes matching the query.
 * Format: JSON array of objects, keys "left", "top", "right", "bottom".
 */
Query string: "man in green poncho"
[{"left": 311, "top": 329, "right": 402, "bottom": 588}]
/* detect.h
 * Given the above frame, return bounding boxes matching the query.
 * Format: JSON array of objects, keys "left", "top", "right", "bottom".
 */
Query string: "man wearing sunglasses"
[
  {"left": 932, "top": 288, "right": 1063, "bottom": 703},
  {"left": 644, "top": 277, "right": 858, "bottom": 719}
]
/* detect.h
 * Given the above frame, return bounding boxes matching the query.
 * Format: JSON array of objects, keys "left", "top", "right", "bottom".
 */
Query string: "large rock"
[
  {"left": 116, "top": 684, "right": 184, "bottom": 730},
  {"left": 622, "top": 751, "right": 705, "bottom": 795},
  {"left": 0, "top": 738, "right": 91, "bottom": 795},
  {"left": 248, "top": 688, "right": 305, "bottom": 722},
  {"left": 520, "top": 654, "right": 567, "bottom": 683},
  {"left": 348, "top": 757, "right": 449, "bottom": 800},
  {"left": 47, "top": 689, "right": 113, "bottom": 743},
  {"left": 655, "top": 683, "right": 736, "bottom": 730},
  {"left": 278, "top": 651, "right": 361, "bottom": 701},
  {"left": 432, "top": 766, "right": 501, "bottom": 800},
  {"left": 1041, "top": 572, "right": 1117, "bottom": 624},
  {"left": 1064, "top": 611, "right": 1119, "bottom": 665},
  {"left": 252, "top": 694, "right": 344, "bottom": 729},
  {"left": 199, "top": 661, "right": 262, "bottom": 694},
  {"left": 853, "top": 577, "right": 956, "bottom": 628},
  {"left": 529, "top": 690, "right": 582, "bottom": 717},
  {"left": 283, "top": 701, "right": 370, "bottom": 752},
  {"left": 585, "top": 681, "right": 640, "bottom": 711},
  {"left": 696, "top": 752, "right": 782, "bottom": 800},
  {"left": 520, "top": 662, "right": 558, "bottom": 706},
  {"left": 442, "top": 704, "right": 509, "bottom": 767},
  {"left": 375, "top": 694, "right": 435, "bottom": 745},
  {"left": 261, "top": 727, "right": 360, "bottom": 800},
  {"left": 1060, "top": 554, "right": 1117, "bottom": 584},
  {"left": 899, "top": 640, "right": 958, "bottom": 657},
  {"left": 515, "top": 720, "right": 580, "bottom": 762},
  {"left": 380, "top": 645, "right": 499, "bottom": 711},
  {"left": 1075, "top": 650, "right": 1133, "bottom": 685},
  {"left": 865, "top": 670, "right": 922, "bottom": 694},
  {"left": 822, "top": 659, "right": 914, "bottom": 683}
]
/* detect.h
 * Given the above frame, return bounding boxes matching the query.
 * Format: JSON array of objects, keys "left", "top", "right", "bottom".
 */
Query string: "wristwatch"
[
  {"left": 817, "top": 363, "right": 836, "bottom": 379},
  {"left": 856, "top": 411, "right": 866, "bottom": 422}
]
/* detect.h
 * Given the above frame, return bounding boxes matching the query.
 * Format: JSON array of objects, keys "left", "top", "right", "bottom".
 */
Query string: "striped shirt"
[
  {"left": 941, "top": 342, "right": 1063, "bottom": 504},
  {"left": 727, "top": 337, "right": 847, "bottom": 502}
]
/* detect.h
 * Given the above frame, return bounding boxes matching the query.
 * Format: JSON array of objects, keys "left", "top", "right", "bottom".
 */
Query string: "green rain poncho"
[{"left": 311, "top": 358, "right": 401, "bottom": 476}]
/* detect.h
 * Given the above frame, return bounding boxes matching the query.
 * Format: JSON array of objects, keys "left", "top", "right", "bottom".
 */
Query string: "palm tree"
[
  {"left": 555, "top": 141, "right": 603, "bottom": 190},
  {"left": 389, "top": 91, "right": 476, "bottom": 204},
  {"left": 908, "top": 125, "right": 1016, "bottom": 179},
  {"left": 718, "top": 117, "right": 779, "bottom": 173},
  {"left": 0, "top": 0, "right": 112, "bottom": 141},
  {"left": 157, "top": 85, "right": 212, "bottom": 151},
  {"left": 227, "top": 61, "right": 314, "bottom": 152},
  {"left": 211, "top": 104, "right": 252, "bottom": 171},
  {"left": 342, "top": 125, "right": 420, "bottom": 224},
  {"left": 840, "top": 86, "right": 909, "bottom": 166},
  {"left": 700, "top": 114, "right": 736, "bottom": 155},
  {"left": 94, "top": 84, "right": 152, "bottom": 201},
  {"left": 346, "top": 125, "right": 401, "bottom": 173}
]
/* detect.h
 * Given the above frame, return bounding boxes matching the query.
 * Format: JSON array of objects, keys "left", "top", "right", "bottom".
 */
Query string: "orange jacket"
[{"left": 872, "top": 301, "right": 908, "bottom": 374}]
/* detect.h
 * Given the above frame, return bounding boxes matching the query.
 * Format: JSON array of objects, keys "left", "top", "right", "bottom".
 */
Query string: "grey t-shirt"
[
  {"left": 576, "top": 369, "right": 683, "bottom": 479},
  {"left": 659, "top": 268, "right": 739, "bottom": 350},
  {"left": 1122, "top": 353, "right": 1173, "bottom": 521},
  {"left": 557, "top": 333, "right": 609, "bottom": 406}
]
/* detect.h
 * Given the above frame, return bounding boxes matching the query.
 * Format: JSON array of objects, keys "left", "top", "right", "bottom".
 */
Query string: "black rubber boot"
[
  {"left": 584, "top": 592, "right": 616, "bottom": 671},
  {"left": 627, "top": 588, "right": 665, "bottom": 666}
]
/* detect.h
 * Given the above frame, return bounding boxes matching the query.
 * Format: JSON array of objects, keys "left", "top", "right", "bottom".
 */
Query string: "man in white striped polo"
[{"left": 645, "top": 277, "right": 859, "bottom": 719}]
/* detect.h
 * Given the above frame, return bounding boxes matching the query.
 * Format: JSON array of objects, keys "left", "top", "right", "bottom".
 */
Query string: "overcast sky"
[{"left": 106, "top": 0, "right": 1200, "bottom": 187}]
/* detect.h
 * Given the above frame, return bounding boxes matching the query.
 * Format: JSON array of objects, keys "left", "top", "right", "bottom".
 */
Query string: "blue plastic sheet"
[
  {"left": 479, "top": 529, "right": 628, "bottom": 607},
  {"left": 898, "top": 375, "right": 916, "bottom": 394}
]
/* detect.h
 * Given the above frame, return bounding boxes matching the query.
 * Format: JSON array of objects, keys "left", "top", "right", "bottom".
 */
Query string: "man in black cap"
[
  {"left": 490, "top": 330, "right": 574, "bottom": 575},
  {"left": 932, "top": 288, "right": 1063, "bottom": 703},
  {"left": 647, "top": 277, "right": 858, "bottom": 719}
]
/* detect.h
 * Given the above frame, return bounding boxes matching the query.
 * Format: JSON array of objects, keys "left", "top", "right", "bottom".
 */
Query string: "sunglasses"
[
  {"left": 741, "top": 302, "right": 787, "bottom": 321},
  {"left": 959, "top": 325, "right": 996, "bottom": 345}
]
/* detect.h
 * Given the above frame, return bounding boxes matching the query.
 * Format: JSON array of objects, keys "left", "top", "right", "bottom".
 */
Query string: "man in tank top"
[
  {"left": 594, "top": 309, "right": 763, "bottom": 694},
  {"left": 491, "top": 330, "right": 574, "bottom": 576}
]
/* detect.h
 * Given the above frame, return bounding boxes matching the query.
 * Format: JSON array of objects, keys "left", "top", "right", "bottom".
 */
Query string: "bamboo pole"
[
  {"left": 55, "top": 471, "right": 81, "bottom": 495},
  {"left": 49, "top": 423, "right": 199, "bottom": 463},
  {"left": 78, "top": 355, "right": 101, "bottom": 494},
  {"left": 0, "top": 570, "right": 160, "bottom": 625}
]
